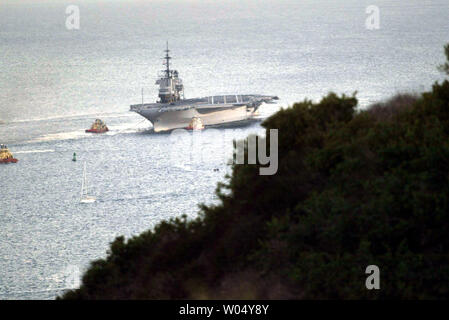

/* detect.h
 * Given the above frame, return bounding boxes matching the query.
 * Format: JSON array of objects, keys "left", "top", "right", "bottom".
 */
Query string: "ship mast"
[{"left": 164, "top": 41, "right": 171, "bottom": 78}]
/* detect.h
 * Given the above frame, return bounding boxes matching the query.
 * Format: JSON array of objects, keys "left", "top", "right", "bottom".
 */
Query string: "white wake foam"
[{"left": 14, "top": 149, "right": 55, "bottom": 154}]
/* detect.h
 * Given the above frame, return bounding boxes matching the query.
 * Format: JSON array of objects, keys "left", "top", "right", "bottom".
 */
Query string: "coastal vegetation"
[{"left": 61, "top": 44, "right": 449, "bottom": 299}]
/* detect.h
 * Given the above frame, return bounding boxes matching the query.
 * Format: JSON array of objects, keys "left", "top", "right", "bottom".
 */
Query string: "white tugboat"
[{"left": 130, "top": 44, "right": 279, "bottom": 132}]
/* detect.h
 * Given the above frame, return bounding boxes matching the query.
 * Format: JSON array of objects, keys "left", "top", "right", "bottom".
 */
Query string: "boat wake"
[
  {"left": 14, "top": 149, "right": 55, "bottom": 154},
  {"left": 105, "top": 120, "right": 151, "bottom": 136},
  {"left": 26, "top": 120, "right": 150, "bottom": 143},
  {"left": 30, "top": 130, "right": 87, "bottom": 143}
]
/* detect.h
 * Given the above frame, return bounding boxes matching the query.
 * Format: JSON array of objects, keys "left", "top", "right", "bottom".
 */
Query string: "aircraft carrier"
[{"left": 130, "top": 44, "right": 279, "bottom": 132}]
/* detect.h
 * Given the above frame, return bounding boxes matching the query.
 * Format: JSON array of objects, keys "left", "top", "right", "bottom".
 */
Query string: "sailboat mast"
[
  {"left": 80, "top": 162, "right": 85, "bottom": 200},
  {"left": 84, "top": 161, "right": 88, "bottom": 197}
]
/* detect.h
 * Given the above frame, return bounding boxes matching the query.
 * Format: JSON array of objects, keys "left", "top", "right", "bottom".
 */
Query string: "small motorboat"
[
  {"left": 0, "top": 144, "right": 18, "bottom": 164},
  {"left": 85, "top": 119, "right": 109, "bottom": 133}
]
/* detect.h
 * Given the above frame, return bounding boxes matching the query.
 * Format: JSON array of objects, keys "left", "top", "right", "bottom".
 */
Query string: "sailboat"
[{"left": 80, "top": 162, "right": 96, "bottom": 204}]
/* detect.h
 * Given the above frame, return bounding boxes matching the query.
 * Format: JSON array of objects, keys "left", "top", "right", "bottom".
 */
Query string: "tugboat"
[
  {"left": 186, "top": 117, "right": 204, "bottom": 130},
  {"left": 85, "top": 119, "right": 109, "bottom": 133},
  {"left": 0, "top": 144, "right": 18, "bottom": 164}
]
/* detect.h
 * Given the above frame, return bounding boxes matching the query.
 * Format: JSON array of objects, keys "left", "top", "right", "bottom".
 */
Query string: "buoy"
[{"left": 72, "top": 152, "right": 77, "bottom": 162}]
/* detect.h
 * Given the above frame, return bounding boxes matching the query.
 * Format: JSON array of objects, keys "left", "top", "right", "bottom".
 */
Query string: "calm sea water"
[{"left": 1, "top": 0, "right": 448, "bottom": 299}]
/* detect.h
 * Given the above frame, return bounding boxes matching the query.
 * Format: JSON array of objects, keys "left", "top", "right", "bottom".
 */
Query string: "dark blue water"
[{"left": 1, "top": 0, "right": 448, "bottom": 299}]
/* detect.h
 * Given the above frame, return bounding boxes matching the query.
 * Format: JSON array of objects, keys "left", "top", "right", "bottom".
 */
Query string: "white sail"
[
  {"left": 80, "top": 163, "right": 85, "bottom": 199},
  {"left": 80, "top": 161, "right": 96, "bottom": 203}
]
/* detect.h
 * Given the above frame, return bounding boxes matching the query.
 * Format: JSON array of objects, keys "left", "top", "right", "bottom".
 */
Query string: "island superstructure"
[{"left": 130, "top": 44, "right": 279, "bottom": 132}]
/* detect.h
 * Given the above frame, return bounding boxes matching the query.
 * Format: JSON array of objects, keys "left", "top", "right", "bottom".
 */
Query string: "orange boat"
[
  {"left": 0, "top": 144, "right": 18, "bottom": 164},
  {"left": 86, "top": 119, "right": 109, "bottom": 133}
]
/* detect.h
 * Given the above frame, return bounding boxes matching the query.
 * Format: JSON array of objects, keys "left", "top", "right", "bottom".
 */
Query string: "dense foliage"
[{"left": 62, "top": 49, "right": 449, "bottom": 300}]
